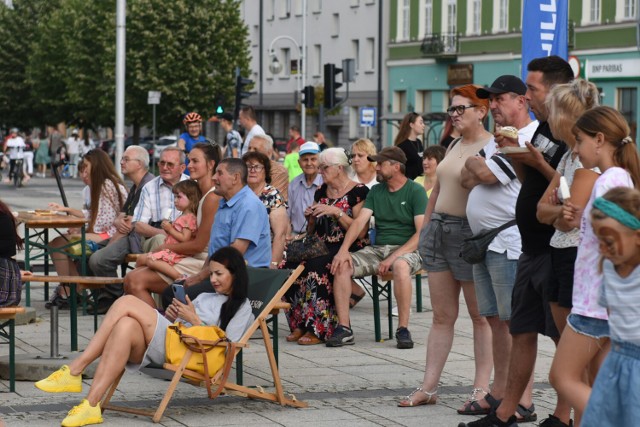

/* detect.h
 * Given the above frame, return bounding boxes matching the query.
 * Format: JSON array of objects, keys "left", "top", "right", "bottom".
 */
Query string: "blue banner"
[{"left": 521, "top": 0, "right": 568, "bottom": 81}]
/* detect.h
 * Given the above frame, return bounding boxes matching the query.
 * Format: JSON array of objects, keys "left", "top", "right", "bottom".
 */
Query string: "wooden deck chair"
[{"left": 101, "top": 264, "right": 306, "bottom": 423}]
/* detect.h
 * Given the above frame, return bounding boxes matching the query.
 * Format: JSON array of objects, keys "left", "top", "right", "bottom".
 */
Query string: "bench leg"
[
  {"left": 10, "top": 319, "right": 16, "bottom": 392},
  {"left": 415, "top": 273, "right": 423, "bottom": 313},
  {"left": 372, "top": 277, "right": 382, "bottom": 342},
  {"left": 386, "top": 281, "right": 393, "bottom": 340}
]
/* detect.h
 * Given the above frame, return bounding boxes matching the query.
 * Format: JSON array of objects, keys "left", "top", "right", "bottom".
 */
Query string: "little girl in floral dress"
[{"left": 136, "top": 180, "right": 202, "bottom": 280}]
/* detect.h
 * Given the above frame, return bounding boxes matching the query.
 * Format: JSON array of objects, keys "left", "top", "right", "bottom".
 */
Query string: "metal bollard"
[{"left": 50, "top": 305, "right": 59, "bottom": 358}]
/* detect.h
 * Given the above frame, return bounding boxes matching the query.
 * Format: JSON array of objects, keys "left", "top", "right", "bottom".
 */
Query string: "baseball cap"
[
  {"left": 367, "top": 146, "right": 407, "bottom": 164},
  {"left": 299, "top": 141, "right": 320, "bottom": 156},
  {"left": 220, "top": 112, "right": 234, "bottom": 122},
  {"left": 476, "top": 75, "right": 527, "bottom": 99}
]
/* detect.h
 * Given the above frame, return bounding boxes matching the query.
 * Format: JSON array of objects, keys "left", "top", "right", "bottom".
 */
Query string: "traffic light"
[
  {"left": 324, "top": 63, "right": 343, "bottom": 109},
  {"left": 215, "top": 98, "right": 224, "bottom": 115},
  {"left": 234, "top": 73, "right": 253, "bottom": 120},
  {"left": 302, "top": 85, "right": 315, "bottom": 108}
]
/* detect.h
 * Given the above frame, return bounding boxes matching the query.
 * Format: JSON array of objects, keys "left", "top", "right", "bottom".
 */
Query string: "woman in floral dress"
[{"left": 284, "top": 148, "right": 369, "bottom": 345}]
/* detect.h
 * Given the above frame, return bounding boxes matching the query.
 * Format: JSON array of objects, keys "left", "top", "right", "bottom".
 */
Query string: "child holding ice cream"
[{"left": 135, "top": 180, "right": 202, "bottom": 280}]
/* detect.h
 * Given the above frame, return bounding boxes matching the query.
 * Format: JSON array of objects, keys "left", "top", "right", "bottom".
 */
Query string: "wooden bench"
[
  {"left": 0, "top": 306, "right": 26, "bottom": 392},
  {"left": 361, "top": 270, "right": 426, "bottom": 342},
  {"left": 21, "top": 274, "right": 124, "bottom": 351}
]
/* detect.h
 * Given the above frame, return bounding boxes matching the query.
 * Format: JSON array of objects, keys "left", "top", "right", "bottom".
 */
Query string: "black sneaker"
[
  {"left": 538, "top": 415, "right": 573, "bottom": 427},
  {"left": 86, "top": 298, "right": 114, "bottom": 315},
  {"left": 325, "top": 325, "right": 355, "bottom": 347},
  {"left": 395, "top": 327, "right": 414, "bottom": 349},
  {"left": 458, "top": 413, "right": 518, "bottom": 427}
]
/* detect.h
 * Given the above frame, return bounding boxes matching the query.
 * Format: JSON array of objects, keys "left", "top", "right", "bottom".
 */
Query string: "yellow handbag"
[{"left": 165, "top": 323, "right": 234, "bottom": 397}]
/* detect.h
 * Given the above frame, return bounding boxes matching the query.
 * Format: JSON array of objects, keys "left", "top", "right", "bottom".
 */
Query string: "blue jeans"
[
  {"left": 566, "top": 313, "right": 609, "bottom": 339},
  {"left": 473, "top": 250, "right": 517, "bottom": 321}
]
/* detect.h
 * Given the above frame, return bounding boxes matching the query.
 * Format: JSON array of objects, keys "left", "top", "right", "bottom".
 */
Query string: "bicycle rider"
[
  {"left": 4, "top": 128, "right": 26, "bottom": 184},
  {"left": 176, "top": 112, "right": 206, "bottom": 175}
]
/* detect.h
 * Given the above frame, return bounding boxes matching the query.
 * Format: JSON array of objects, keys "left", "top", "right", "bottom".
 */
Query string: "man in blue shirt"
[
  {"left": 208, "top": 158, "right": 271, "bottom": 266},
  {"left": 169, "top": 159, "right": 271, "bottom": 306}
]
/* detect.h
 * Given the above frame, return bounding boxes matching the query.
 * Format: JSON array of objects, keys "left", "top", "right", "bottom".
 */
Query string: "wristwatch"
[{"left": 337, "top": 211, "right": 344, "bottom": 219}]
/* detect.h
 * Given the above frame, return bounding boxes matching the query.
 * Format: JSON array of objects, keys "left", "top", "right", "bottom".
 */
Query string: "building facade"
[
  {"left": 240, "top": 0, "right": 388, "bottom": 149},
  {"left": 387, "top": 0, "right": 640, "bottom": 146}
]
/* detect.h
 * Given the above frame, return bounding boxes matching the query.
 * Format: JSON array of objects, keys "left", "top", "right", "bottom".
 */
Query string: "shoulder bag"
[{"left": 460, "top": 220, "right": 517, "bottom": 264}]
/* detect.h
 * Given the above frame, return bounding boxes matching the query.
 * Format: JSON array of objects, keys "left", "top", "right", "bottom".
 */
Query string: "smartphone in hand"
[{"left": 171, "top": 281, "right": 187, "bottom": 304}]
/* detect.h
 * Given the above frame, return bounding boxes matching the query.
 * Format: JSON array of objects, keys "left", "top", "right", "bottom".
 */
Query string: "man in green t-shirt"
[{"left": 327, "top": 146, "right": 427, "bottom": 349}]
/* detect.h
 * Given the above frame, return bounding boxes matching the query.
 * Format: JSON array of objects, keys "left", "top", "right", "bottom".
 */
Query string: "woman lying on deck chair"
[{"left": 34, "top": 246, "right": 254, "bottom": 427}]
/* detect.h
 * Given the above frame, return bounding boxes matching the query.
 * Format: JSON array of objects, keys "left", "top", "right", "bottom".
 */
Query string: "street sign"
[
  {"left": 360, "top": 107, "right": 376, "bottom": 127},
  {"left": 147, "top": 91, "right": 161, "bottom": 105}
]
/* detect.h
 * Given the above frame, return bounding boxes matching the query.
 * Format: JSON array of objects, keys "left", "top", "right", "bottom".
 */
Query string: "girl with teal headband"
[
  {"left": 581, "top": 187, "right": 640, "bottom": 426},
  {"left": 550, "top": 106, "right": 640, "bottom": 424}
]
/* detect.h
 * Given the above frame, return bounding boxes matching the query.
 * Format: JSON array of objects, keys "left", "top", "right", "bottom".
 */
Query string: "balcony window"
[{"left": 397, "top": 0, "right": 410, "bottom": 41}]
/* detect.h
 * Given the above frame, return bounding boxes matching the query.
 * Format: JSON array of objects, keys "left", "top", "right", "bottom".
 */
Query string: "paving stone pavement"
[{"left": 0, "top": 177, "right": 563, "bottom": 426}]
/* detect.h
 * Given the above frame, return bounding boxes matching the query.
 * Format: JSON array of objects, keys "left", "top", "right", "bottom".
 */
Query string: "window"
[
  {"left": 311, "top": 0, "right": 322, "bottom": 13},
  {"left": 332, "top": 13, "right": 340, "bottom": 37},
  {"left": 415, "top": 90, "right": 432, "bottom": 114},
  {"left": 366, "top": 37, "right": 375, "bottom": 71},
  {"left": 419, "top": 0, "right": 433, "bottom": 36},
  {"left": 469, "top": 0, "right": 481, "bottom": 35},
  {"left": 444, "top": 0, "right": 457, "bottom": 52},
  {"left": 616, "top": 0, "right": 637, "bottom": 20},
  {"left": 590, "top": 0, "right": 600, "bottom": 23},
  {"left": 352, "top": 39, "right": 360, "bottom": 73},
  {"left": 279, "top": 0, "right": 291, "bottom": 18},
  {"left": 293, "top": 0, "right": 303, "bottom": 16},
  {"left": 625, "top": 0, "right": 637, "bottom": 18},
  {"left": 281, "top": 47, "right": 291, "bottom": 76},
  {"left": 266, "top": 0, "right": 275, "bottom": 20},
  {"left": 349, "top": 107, "right": 359, "bottom": 139},
  {"left": 397, "top": 0, "right": 410, "bottom": 41},
  {"left": 619, "top": 88, "right": 637, "bottom": 140},
  {"left": 351, "top": 0, "right": 360, "bottom": 7},
  {"left": 313, "top": 44, "right": 322, "bottom": 77},
  {"left": 393, "top": 90, "right": 407, "bottom": 112},
  {"left": 493, "top": 0, "right": 508, "bottom": 32}
]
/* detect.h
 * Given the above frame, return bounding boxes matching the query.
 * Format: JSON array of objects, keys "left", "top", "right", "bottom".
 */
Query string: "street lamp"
[{"left": 268, "top": 36, "right": 305, "bottom": 139}]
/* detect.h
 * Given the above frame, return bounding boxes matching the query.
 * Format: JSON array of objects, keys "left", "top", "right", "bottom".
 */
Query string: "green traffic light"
[{"left": 216, "top": 105, "right": 224, "bottom": 114}]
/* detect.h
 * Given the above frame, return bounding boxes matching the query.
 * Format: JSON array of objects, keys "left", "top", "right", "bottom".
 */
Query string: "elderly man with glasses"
[{"left": 87, "top": 146, "right": 187, "bottom": 313}]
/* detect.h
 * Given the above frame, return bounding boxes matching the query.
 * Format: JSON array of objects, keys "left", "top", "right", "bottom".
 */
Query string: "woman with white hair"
[{"left": 283, "top": 148, "right": 370, "bottom": 345}]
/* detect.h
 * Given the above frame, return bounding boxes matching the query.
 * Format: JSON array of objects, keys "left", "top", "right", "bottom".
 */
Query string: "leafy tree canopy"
[{"left": 1, "top": 0, "right": 250, "bottom": 134}]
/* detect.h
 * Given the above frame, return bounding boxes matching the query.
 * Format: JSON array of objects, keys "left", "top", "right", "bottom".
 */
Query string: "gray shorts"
[
  {"left": 420, "top": 212, "right": 474, "bottom": 282},
  {"left": 350, "top": 245, "right": 422, "bottom": 278}
]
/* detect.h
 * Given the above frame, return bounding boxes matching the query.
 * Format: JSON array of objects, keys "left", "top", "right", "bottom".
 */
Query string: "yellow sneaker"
[
  {"left": 34, "top": 365, "right": 82, "bottom": 393},
  {"left": 61, "top": 400, "right": 103, "bottom": 427}
]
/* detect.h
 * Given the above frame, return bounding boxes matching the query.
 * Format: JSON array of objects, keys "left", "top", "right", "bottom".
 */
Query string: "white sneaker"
[{"left": 391, "top": 306, "right": 412, "bottom": 317}]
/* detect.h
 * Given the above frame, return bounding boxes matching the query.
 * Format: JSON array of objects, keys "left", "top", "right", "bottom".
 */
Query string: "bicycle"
[{"left": 12, "top": 158, "right": 24, "bottom": 187}]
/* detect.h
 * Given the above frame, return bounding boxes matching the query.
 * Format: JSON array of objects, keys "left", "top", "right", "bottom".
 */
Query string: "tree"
[
  {"left": 0, "top": 0, "right": 61, "bottom": 129},
  {"left": 25, "top": 0, "right": 250, "bottom": 136}
]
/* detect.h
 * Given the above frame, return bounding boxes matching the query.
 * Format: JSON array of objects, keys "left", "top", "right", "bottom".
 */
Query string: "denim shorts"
[
  {"left": 420, "top": 212, "right": 474, "bottom": 282},
  {"left": 566, "top": 313, "right": 610, "bottom": 339},
  {"left": 473, "top": 250, "right": 517, "bottom": 321},
  {"left": 582, "top": 340, "right": 640, "bottom": 427}
]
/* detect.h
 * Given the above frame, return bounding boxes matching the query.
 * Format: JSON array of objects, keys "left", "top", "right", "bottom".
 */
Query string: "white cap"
[{"left": 299, "top": 141, "right": 320, "bottom": 156}]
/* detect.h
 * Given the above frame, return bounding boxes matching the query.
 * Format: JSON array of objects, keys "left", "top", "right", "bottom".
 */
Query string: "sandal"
[
  {"left": 286, "top": 328, "right": 304, "bottom": 342},
  {"left": 515, "top": 403, "right": 537, "bottom": 423},
  {"left": 457, "top": 387, "right": 490, "bottom": 415},
  {"left": 398, "top": 387, "right": 438, "bottom": 407},
  {"left": 349, "top": 292, "right": 365, "bottom": 308},
  {"left": 298, "top": 332, "right": 323, "bottom": 346}
]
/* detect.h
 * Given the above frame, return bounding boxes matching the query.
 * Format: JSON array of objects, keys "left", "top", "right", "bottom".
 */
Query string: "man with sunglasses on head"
[{"left": 86, "top": 147, "right": 188, "bottom": 313}]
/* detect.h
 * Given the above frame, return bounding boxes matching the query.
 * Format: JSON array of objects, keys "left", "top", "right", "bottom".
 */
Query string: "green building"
[{"left": 387, "top": 0, "right": 639, "bottom": 146}]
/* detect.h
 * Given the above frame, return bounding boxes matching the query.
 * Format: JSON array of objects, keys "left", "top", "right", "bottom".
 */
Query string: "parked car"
[{"left": 153, "top": 135, "right": 178, "bottom": 160}]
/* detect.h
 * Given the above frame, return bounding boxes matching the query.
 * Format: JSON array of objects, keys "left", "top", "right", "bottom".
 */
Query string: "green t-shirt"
[
  {"left": 364, "top": 179, "right": 427, "bottom": 245},
  {"left": 283, "top": 152, "right": 303, "bottom": 181}
]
